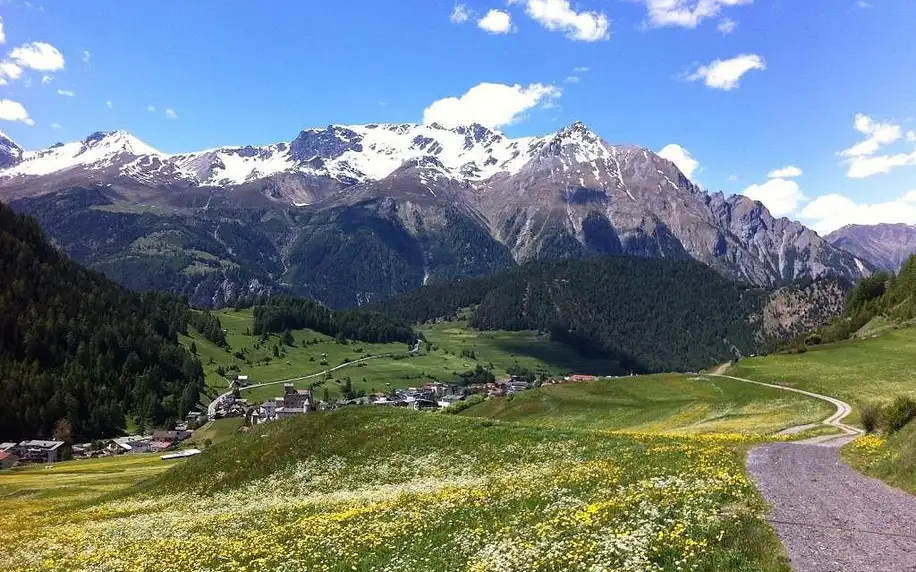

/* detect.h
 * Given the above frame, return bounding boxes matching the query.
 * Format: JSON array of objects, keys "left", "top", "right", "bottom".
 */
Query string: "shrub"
[
  {"left": 860, "top": 401, "right": 883, "bottom": 434},
  {"left": 882, "top": 396, "right": 916, "bottom": 433},
  {"left": 444, "top": 394, "right": 485, "bottom": 415}
]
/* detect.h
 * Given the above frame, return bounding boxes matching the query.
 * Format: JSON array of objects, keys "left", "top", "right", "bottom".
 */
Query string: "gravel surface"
[{"left": 748, "top": 443, "right": 916, "bottom": 572}]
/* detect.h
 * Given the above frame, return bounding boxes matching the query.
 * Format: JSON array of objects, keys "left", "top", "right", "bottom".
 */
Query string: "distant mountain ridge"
[
  {"left": 827, "top": 223, "right": 916, "bottom": 272},
  {"left": 0, "top": 122, "right": 869, "bottom": 307}
]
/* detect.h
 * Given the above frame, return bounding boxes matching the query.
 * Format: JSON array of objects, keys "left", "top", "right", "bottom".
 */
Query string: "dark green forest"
[
  {"left": 0, "top": 202, "right": 205, "bottom": 442},
  {"left": 811, "top": 255, "right": 916, "bottom": 343},
  {"left": 375, "top": 256, "right": 762, "bottom": 373},
  {"left": 252, "top": 295, "right": 415, "bottom": 344}
]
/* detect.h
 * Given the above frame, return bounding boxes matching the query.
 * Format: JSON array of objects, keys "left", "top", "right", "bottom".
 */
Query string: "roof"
[
  {"left": 0, "top": 451, "right": 16, "bottom": 461},
  {"left": 18, "top": 440, "right": 65, "bottom": 450},
  {"left": 0, "top": 442, "right": 16, "bottom": 451}
]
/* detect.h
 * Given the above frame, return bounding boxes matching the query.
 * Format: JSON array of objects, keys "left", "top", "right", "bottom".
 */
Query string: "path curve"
[
  {"left": 713, "top": 373, "right": 916, "bottom": 572},
  {"left": 709, "top": 374, "right": 861, "bottom": 445}
]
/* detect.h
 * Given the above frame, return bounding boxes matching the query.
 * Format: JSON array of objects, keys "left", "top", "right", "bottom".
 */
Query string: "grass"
[
  {"left": 843, "top": 422, "right": 916, "bottom": 495},
  {"left": 187, "top": 418, "right": 245, "bottom": 446},
  {"left": 460, "top": 373, "right": 831, "bottom": 435},
  {"left": 0, "top": 408, "right": 790, "bottom": 572},
  {"left": 182, "top": 311, "right": 596, "bottom": 405},
  {"left": 731, "top": 326, "right": 916, "bottom": 424}
]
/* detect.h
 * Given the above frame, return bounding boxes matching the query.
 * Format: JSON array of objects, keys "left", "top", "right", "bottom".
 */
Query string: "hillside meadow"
[
  {"left": 461, "top": 373, "right": 831, "bottom": 435},
  {"left": 0, "top": 408, "right": 790, "bottom": 572}
]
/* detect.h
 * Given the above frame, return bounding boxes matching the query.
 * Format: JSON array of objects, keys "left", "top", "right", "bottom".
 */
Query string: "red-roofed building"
[{"left": 0, "top": 450, "right": 18, "bottom": 470}]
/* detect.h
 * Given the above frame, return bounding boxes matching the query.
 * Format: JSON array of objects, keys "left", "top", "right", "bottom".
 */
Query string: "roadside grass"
[
  {"left": 730, "top": 326, "right": 916, "bottom": 425},
  {"left": 182, "top": 311, "right": 593, "bottom": 405},
  {"left": 844, "top": 419, "right": 916, "bottom": 495},
  {"left": 460, "top": 374, "right": 831, "bottom": 435},
  {"left": 0, "top": 408, "right": 790, "bottom": 572}
]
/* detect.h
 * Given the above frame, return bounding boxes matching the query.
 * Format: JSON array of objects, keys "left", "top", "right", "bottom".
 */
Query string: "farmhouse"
[
  {"left": 276, "top": 384, "right": 314, "bottom": 417},
  {"left": 0, "top": 450, "right": 19, "bottom": 469},
  {"left": 149, "top": 430, "right": 190, "bottom": 452},
  {"left": 16, "top": 440, "right": 68, "bottom": 463},
  {"left": 105, "top": 436, "right": 153, "bottom": 455}
]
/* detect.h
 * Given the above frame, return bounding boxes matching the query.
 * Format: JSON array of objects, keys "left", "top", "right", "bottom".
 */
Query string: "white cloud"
[
  {"left": 658, "top": 143, "right": 699, "bottom": 178},
  {"left": 767, "top": 165, "right": 802, "bottom": 178},
  {"left": 147, "top": 105, "right": 157, "bottom": 112},
  {"left": 41, "top": 74, "right": 52, "bottom": 84},
  {"left": 423, "top": 82, "right": 561, "bottom": 129},
  {"left": 643, "top": 0, "right": 752, "bottom": 29},
  {"left": 450, "top": 4, "right": 470, "bottom": 24},
  {"left": 573, "top": 66, "right": 590, "bottom": 73},
  {"left": 855, "top": 1, "right": 873, "bottom": 8},
  {"left": 0, "top": 99, "right": 34, "bottom": 125},
  {"left": 565, "top": 75, "right": 580, "bottom": 83},
  {"left": 839, "top": 114, "right": 916, "bottom": 178},
  {"left": 0, "top": 17, "right": 6, "bottom": 45},
  {"left": 523, "top": 0, "right": 610, "bottom": 42},
  {"left": 840, "top": 114, "right": 902, "bottom": 157},
  {"left": 686, "top": 54, "right": 765, "bottom": 90},
  {"left": 478, "top": 9, "right": 513, "bottom": 33},
  {"left": 717, "top": 18, "right": 737, "bottom": 34},
  {"left": 106, "top": 100, "right": 113, "bottom": 109},
  {"left": 50, "top": 122, "right": 61, "bottom": 129},
  {"left": 742, "top": 178, "right": 806, "bottom": 217},
  {"left": 0, "top": 61, "right": 22, "bottom": 84},
  {"left": 82, "top": 50, "right": 90, "bottom": 63},
  {"left": 727, "top": 174, "right": 739, "bottom": 182},
  {"left": 56, "top": 88, "right": 75, "bottom": 97},
  {"left": 165, "top": 108, "right": 178, "bottom": 119},
  {"left": 799, "top": 192, "right": 916, "bottom": 234},
  {"left": 9, "top": 41, "right": 65, "bottom": 71}
]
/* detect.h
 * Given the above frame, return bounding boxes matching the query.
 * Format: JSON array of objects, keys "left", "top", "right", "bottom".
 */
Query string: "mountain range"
[
  {"left": 0, "top": 122, "right": 870, "bottom": 307},
  {"left": 827, "top": 224, "right": 916, "bottom": 273}
]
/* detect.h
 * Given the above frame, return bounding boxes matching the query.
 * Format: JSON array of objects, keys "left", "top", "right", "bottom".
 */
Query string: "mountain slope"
[
  {"left": 0, "top": 201, "right": 205, "bottom": 442},
  {"left": 0, "top": 123, "right": 869, "bottom": 307},
  {"left": 827, "top": 223, "right": 916, "bottom": 272}
]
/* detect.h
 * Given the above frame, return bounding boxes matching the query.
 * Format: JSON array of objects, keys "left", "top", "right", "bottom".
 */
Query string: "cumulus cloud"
[
  {"left": 56, "top": 88, "right": 75, "bottom": 97},
  {"left": 478, "top": 9, "right": 513, "bottom": 33},
  {"left": 423, "top": 82, "right": 561, "bottom": 129},
  {"left": 742, "top": 178, "right": 806, "bottom": 217},
  {"left": 642, "top": 0, "right": 752, "bottom": 28},
  {"left": 658, "top": 144, "right": 699, "bottom": 178},
  {"left": 0, "top": 99, "right": 34, "bottom": 125},
  {"left": 799, "top": 192, "right": 916, "bottom": 234},
  {"left": 523, "top": 0, "right": 610, "bottom": 42},
  {"left": 450, "top": 4, "right": 470, "bottom": 24},
  {"left": 165, "top": 108, "right": 178, "bottom": 119},
  {"left": 0, "top": 61, "right": 22, "bottom": 84},
  {"left": 9, "top": 41, "right": 65, "bottom": 71},
  {"left": 686, "top": 54, "right": 765, "bottom": 90},
  {"left": 767, "top": 165, "right": 802, "bottom": 178},
  {"left": 717, "top": 18, "right": 737, "bottom": 34},
  {"left": 839, "top": 114, "right": 916, "bottom": 178}
]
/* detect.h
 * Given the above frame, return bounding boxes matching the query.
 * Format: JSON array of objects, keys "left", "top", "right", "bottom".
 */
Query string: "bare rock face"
[
  {"left": 827, "top": 223, "right": 916, "bottom": 272},
  {"left": 760, "top": 279, "right": 848, "bottom": 340},
  {"left": 0, "top": 122, "right": 870, "bottom": 307}
]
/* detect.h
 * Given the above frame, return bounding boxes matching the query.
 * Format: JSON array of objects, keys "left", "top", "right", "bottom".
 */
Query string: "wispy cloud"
[
  {"left": 56, "top": 88, "right": 76, "bottom": 97},
  {"left": 685, "top": 54, "right": 766, "bottom": 90},
  {"left": 641, "top": 0, "right": 752, "bottom": 29},
  {"left": 450, "top": 4, "right": 470, "bottom": 24},
  {"left": 147, "top": 105, "right": 157, "bottom": 112},
  {"left": 106, "top": 100, "right": 113, "bottom": 109},
  {"left": 165, "top": 108, "right": 178, "bottom": 119},
  {"left": 839, "top": 114, "right": 916, "bottom": 178},
  {"left": 50, "top": 122, "right": 62, "bottom": 129},
  {"left": 82, "top": 50, "right": 91, "bottom": 63}
]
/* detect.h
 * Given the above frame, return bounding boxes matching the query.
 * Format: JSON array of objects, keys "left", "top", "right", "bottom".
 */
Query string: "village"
[{"left": 0, "top": 373, "right": 601, "bottom": 470}]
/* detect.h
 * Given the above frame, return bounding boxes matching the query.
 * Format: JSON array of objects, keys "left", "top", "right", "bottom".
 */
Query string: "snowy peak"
[
  {"left": 0, "top": 129, "right": 23, "bottom": 169},
  {"left": 2, "top": 130, "right": 162, "bottom": 178}
]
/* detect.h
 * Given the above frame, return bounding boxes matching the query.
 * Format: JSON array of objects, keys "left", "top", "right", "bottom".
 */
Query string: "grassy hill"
[
  {"left": 0, "top": 408, "right": 789, "bottom": 572},
  {"left": 460, "top": 373, "right": 831, "bottom": 435},
  {"left": 731, "top": 326, "right": 916, "bottom": 423},
  {"left": 181, "top": 310, "right": 605, "bottom": 404}
]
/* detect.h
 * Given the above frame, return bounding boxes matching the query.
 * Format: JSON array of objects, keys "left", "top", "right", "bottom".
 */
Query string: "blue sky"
[{"left": 0, "top": 0, "right": 915, "bottom": 233}]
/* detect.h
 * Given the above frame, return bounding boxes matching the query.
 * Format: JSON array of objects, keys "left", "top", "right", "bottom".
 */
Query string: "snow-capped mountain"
[
  {"left": 0, "top": 121, "right": 870, "bottom": 308},
  {"left": 0, "top": 130, "right": 23, "bottom": 170}
]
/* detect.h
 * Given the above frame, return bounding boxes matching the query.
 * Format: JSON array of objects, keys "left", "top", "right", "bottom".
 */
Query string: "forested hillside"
[
  {"left": 375, "top": 256, "right": 762, "bottom": 373},
  {"left": 0, "top": 202, "right": 205, "bottom": 442},
  {"left": 813, "top": 254, "right": 916, "bottom": 343}
]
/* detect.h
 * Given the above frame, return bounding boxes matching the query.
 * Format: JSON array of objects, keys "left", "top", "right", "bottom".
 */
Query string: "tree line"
[
  {"left": 252, "top": 295, "right": 415, "bottom": 344},
  {"left": 0, "top": 202, "right": 205, "bottom": 442}
]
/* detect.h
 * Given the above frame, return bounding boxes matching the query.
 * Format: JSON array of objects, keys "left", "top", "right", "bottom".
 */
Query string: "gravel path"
[{"left": 748, "top": 443, "right": 916, "bottom": 572}]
